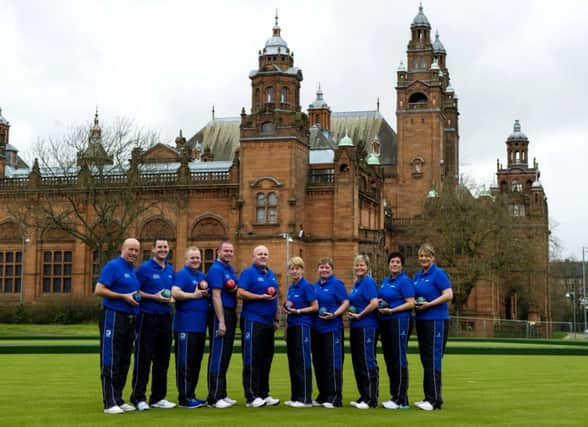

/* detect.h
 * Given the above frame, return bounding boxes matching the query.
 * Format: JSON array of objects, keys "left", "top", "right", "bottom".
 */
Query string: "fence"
[{"left": 448, "top": 316, "right": 581, "bottom": 339}]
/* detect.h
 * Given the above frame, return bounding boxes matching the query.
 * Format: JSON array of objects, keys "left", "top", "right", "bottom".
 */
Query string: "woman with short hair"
[
  {"left": 347, "top": 254, "right": 380, "bottom": 409},
  {"left": 378, "top": 251, "right": 415, "bottom": 409},
  {"left": 413, "top": 243, "right": 453, "bottom": 411}
]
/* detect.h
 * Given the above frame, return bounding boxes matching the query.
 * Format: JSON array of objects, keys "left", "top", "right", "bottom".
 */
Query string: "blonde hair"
[
  {"left": 353, "top": 254, "right": 370, "bottom": 268},
  {"left": 418, "top": 243, "right": 435, "bottom": 257},
  {"left": 288, "top": 256, "right": 305, "bottom": 269}
]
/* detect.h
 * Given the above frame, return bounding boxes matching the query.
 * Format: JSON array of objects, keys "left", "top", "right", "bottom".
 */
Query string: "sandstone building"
[{"left": 0, "top": 6, "right": 550, "bottom": 325}]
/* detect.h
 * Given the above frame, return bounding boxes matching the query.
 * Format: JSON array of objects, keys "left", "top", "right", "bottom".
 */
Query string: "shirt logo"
[
  {"left": 153, "top": 274, "right": 160, "bottom": 280},
  {"left": 257, "top": 277, "right": 264, "bottom": 282},
  {"left": 124, "top": 273, "right": 131, "bottom": 278}
]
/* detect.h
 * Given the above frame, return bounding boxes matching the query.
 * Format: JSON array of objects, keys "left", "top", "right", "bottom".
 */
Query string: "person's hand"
[
  {"left": 124, "top": 293, "right": 140, "bottom": 306},
  {"left": 378, "top": 307, "right": 393, "bottom": 315},
  {"left": 216, "top": 321, "right": 226, "bottom": 336},
  {"left": 415, "top": 301, "right": 430, "bottom": 311},
  {"left": 194, "top": 289, "right": 208, "bottom": 299},
  {"left": 347, "top": 312, "right": 360, "bottom": 320},
  {"left": 320, "top": 311, "right": 335, "bottom": 320}
]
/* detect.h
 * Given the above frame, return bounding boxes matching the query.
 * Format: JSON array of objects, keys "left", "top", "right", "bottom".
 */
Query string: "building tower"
[
  {"left": 390, "top": 4, "right": 459, "bottom": 218},
  {"left": 307, "top": 84, "right": 331, "bottom": 131},
  {"left": 239, "top": 14, "right": 309, "bottom": 240},
  {"left": 492, "top": 120, "right": 549, "bottom": 322}
]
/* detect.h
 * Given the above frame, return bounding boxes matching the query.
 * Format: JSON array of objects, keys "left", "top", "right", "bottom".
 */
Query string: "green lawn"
[{"left": 0, "top": 353, "right": 586, "bottom": 427}]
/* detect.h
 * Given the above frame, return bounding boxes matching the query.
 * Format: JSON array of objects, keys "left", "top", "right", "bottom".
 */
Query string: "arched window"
[
  {"left": 261, "top": 122, "right": 275, "bottom": 134},
  {"left": 511, "top": 181, "right": 522, "bottom": 192},
  {"left": 256, "top": 191, "right": 278, "bottom": 224},
  {"left": 408, "top": 92, "right": 428, "bottom": 104},
  {"left": 266, "top": 87, "right": 274, "bottom": 103},
  {"left": 280, "top": 87, "right": 289, "bottom": 104},
  {"left": 255, "top": 88, "right": 261, "bottom": 109}
]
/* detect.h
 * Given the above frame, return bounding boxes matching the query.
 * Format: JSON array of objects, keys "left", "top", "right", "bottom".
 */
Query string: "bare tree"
[{"left": 10, "top": 114, "right": 163, "bottom": 272}]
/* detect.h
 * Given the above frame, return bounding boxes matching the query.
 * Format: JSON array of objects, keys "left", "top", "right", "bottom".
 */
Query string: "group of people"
[{"left": 95, "top": 238, "right": 452, "bottom": 415}]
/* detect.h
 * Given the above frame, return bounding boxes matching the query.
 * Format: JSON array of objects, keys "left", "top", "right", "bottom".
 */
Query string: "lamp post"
[
  {"left": 20, "top": 236, "right": 30, "bottom": 304},
  {"left": 566, "top": 290, "right": 576, "bottom": 339},
  {"left": 582, "top": 246, "right": 588, "bottom": 334}
]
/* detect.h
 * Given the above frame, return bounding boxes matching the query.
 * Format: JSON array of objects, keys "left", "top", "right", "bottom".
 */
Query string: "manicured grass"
[
  {"left": 0, "top": 353, "right": 586, "bottom": 427},
  {"left": 0, "top": 322, "right": 98, "bottom": 337}
]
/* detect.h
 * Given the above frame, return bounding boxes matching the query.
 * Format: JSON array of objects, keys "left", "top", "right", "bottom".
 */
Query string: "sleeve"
[
  {"left": 97, "top": 261, "right": 116, "bottom": 288},
  {"left": 206, "top": 266, "right": 224, "bottom": 290},
  {"left": 400, "top": 276, "right": 415, "bottom": 298},
  {"left": 365, "top": 278, "right": 378, "bottom": 300},
  {"left": 238, "top": 268, "right": 253, "bottom": 292},
  {"left": 174, "top": 270, "right": 188, "bottom": 291},
  {"left": 335, "top": 280, "right": 349, "bottom": 303},
  {"left": 304, "top": 283, "right": 317, "bottom": 303},
  {"left": 135, "top": 263, "right": 148, "bottom": 290},
  {"left": 435, "top": 268, "right": 451, "bottom": 291}
]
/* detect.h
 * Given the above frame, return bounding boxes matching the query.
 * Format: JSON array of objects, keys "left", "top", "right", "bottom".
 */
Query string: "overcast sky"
[{"left": 2, "top": 0, "right": 587, "bottom": 260}]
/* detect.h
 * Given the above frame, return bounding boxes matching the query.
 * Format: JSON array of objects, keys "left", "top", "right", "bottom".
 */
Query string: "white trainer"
[
  {"left": 355, "top": 401, "right": 370, "bottom": 409},
  {"left": 322, "top": 402, "right": 335, "bottom": 409},
  {"left": 136, "top": 401, "right": 150, "bottom": 411},
  {"left": 264, "top": 396, "right": 280, "bottom": 406},
  {"left": 415, "top": 401, "right": 434, "bottom": 411},
  {"left": 223, "top": 397, "right": 237, "bottom": 405},
  {"left": 290, "top": 401, "right": 312, "bottom": 408},
  {"left": 350, "top": 401, "right": 358, "bottom": 408},
  {"left": 119, "top": 403, "right": 136, "bottom": 412},
  {"left": 212, "top": 399, "right": 232, "bottom": 409},
  {"left": 382, "top": 400, "right": 399, "bottom": 409},
  {"left": 103, "top": 405, "right": 124, "bottom": 415},
  {"left": 312, "top": 400, "right": 322, "bottom": 407},
  {"left": 284, "top": 400, "right": 293, "bottom": 407},
  {"left": 246, "top": 397, "right": 265, "bottom": 408},
  {"left": 151, "top": 399, "right": 176, "bottom": 409}
]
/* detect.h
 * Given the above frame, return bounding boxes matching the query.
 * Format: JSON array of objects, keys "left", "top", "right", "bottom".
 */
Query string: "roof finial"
[
  {"left": 513, "top": 119, "right": 521, "bottom": 133},
  {"left": 273, "top": 9, "right": 281, "bottom": 36},
  {"left": 377, "top": 97, "right": 380, "bottom": 112},
  {"left": 419, "top": 1, "right": 423, "bottom": 13},
  {"left": 94, "top": 106, "right": 99, "bottom": 126},
  {"left": 212, "top": 105, "right": 215, "bottom": 121}
]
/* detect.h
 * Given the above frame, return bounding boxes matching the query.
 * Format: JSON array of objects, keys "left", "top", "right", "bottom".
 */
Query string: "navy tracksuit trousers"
[{"left": 99, "top": 308, "right": 136, "bottom": 409}]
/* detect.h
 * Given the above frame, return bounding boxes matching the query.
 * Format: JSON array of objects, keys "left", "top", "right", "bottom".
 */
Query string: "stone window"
[
  {"left": 266, "top": 87, "right": 274, "bottom": 103},
  {"left": 0, "top": 251, "right": 22, "bottom": 294},
  {"left": 42, "top": 250, "right": 72, "bottom": 293},
  {"left": 511, "top": 181, "right": 522, "bottom": 192},
  {"left": 256, "top": 191, "right": 278, "bottom": 224},
  {"left": 280, "top": 87, "right": 289, "bottom": 104}
]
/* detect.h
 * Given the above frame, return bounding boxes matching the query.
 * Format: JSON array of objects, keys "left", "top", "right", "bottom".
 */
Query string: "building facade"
[{"left": 0, "top": 7, "right": 550, "bottom": 324}]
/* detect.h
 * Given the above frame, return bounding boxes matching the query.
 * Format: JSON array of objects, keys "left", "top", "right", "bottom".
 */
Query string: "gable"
[{"left": 142, "top": 143, "right": 181, "bottom": 163}]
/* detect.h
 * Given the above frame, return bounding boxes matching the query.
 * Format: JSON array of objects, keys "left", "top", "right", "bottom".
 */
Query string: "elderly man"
[
  {"left": 95, "top": 238, "right": 141, "bottom": 415},
  {"left": 237, "top": 245, "right": 280, "bottom": 408}
]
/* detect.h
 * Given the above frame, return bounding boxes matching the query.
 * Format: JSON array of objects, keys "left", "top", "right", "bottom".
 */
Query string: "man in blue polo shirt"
[
  {"left": 237, "top": 245, "right": 280, "bottom": 408},
  {"left": 207, "top": 241, "right": 239, "bottom": 408},
  {"left": 130, "top": 239, "right": 176, "bottom": 411},
  {"left": 95, "top": 238, "right": 141, "bottom": 415},
  {"left": 172, "top": 246, "right": 210, "bottom": 409}
]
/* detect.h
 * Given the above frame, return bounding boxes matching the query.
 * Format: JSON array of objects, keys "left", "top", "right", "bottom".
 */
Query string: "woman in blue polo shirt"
[
  {"left": 413, "top": 243, "right": 453, "bottom": 411},
  {"left": 347, "top": 254, "right": 379, "bottom": 409},
  {"left": 311, "top": 257, "right": 349, "bottom": 408},
  {"left": 283, "top": 256, "right": 318, "bottom": 408},
  {"left": 378, "top": 251, "right": 415, "bottom": 410},
  {"left": 172, "top": 247, "right": 210, "bottom": 409}
]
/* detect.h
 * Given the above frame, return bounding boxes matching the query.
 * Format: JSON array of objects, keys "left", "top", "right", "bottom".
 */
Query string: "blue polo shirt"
[
  {"left": 379, "top": 272, "right": 415, "bottom": 321},
  {"left": 313, "top": 275, "right": 348, "bottom": 334},
  {"left": 239, "top": 264, "right": 279, "bottom": 326},
  {"left": 136, "top": 258, "right": 174, "bottom": 314},
  {"left": 206, "top": 259, "right": 238, "bottom": 309},
  {"left": 98, "top": 256, "right": 140, "bottom": 314},
  {"left": 348, "top": 276, "right": 378, "bottom": 328},
  {"left": 173, "top": 266, "right": 209, "bottom": 332},
  {"left": 413, "top": 264, "right": 452, "bottom": 320},
  {"left": 286, "top": 277, "right": 316, "bottom": 327}
]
